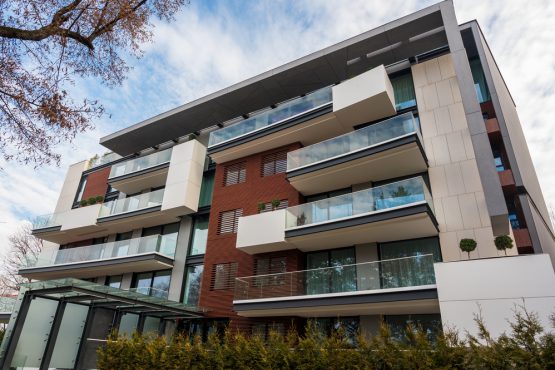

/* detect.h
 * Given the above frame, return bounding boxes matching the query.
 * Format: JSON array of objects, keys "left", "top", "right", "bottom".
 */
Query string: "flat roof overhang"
[
  {"left": 18, "top": 253, "right": 174, "bottom": 280},
  {"left": 233, "top": 286, "right": 439, "bottom": 317},
  {"left": 100, "top": 4, "right": 448, "bottom": 156},
  {"left": 285, "top": 203, "right": 438, "bottom": 252},
  {"left": 287, "top": 134, "right": 428, "bottom": 196}
]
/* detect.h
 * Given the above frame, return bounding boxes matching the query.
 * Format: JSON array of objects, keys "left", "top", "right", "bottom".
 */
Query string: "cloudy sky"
[{"left": 1, "top": 0, "right": 554, "bottom": 256}]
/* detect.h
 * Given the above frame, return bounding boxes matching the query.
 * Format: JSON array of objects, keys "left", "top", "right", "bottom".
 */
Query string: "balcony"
[
  {"left": 208, "top": 65, "right": 396, "bottom": 164},
  {"left": 108, "top": 148, "right": 173, "bottom": 194},
  {"left": 285, "top": 177, "right": 438, "bottom": 251},
  {"left": 19, "top": 234, "right": 176, "bottom": 280},
  {"left": 233, "top": 255, "right": 438, "bottom": 317},
  {"left": 287, "top": 112, "right": 427, "bottom": 195},
  {"left": 99, "top": 189, "right": 164, "bottom": 219}
]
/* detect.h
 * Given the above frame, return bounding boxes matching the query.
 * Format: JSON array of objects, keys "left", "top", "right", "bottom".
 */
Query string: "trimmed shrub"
[
  {"left": 79, "top": 199, "right": 88, "bottom": 207},
  {"left": 96, "top": 310, "right": 555, "bottom": 370},
  {"left": 459, "top": 238, "right": 477, "bottom": 259},
  {"left": 257, "top": 202, "right": 266, "bottom": 212},
  {"left": 87, "top": 197, "right": 97, "bottom": 205},
  {"left": 95, "top": 195, "right": 104, "bottom": 203},
  {"left": 271, "top": 199, "right": 281, "bottom": 209},
  {"left": 494, "top": 235, "right": 514, "bottom": 255}
]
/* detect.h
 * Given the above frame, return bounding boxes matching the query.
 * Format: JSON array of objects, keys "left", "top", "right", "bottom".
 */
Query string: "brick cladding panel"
[
  {"left": 82, "top": 167, "right": 111, "bottom": 200},
  {"left": 199, "top": 143, "right": 304, "bottom": 329}
]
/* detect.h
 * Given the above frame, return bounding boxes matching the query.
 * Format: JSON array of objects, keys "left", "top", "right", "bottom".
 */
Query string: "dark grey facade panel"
[{"left": 234, "top": 288, "right": 438, "bottom": 312}]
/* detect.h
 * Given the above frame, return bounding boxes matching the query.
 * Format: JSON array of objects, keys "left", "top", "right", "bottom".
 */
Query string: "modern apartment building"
[{"left": 2, "top": 1, "right": 555, "bottom": 368}]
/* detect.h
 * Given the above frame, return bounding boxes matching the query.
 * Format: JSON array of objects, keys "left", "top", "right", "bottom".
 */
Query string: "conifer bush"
[{"left": 96, "top": 310, "right": 555, "bottom": 370}]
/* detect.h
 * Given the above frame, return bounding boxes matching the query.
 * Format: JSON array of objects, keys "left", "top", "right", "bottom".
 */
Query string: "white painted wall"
[
  {"left": 54, "top": 160, "right": 88, "bottom": 213},
  {"left": 434, "top": 254, "right": 555, "bottom": 338},
  {"left": 161, "top": 139, "right": 206, "bottom": 214},
  {"left": 333, "top": 65, "right": 396, "bottom": 127},
  {"left": 236, "top": 210, "right": 290, "bottom": 254},
  {"left": 59, "top": 204, "right": 101, "bottom": 231}
]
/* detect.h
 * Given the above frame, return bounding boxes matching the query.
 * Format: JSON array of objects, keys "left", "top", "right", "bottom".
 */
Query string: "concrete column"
[{"left": 168, "top": 216, "right": 193, "bottom": 301}]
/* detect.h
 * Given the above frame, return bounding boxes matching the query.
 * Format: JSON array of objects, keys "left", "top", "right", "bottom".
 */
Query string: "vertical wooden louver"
[
  {"left": 211, "top": 262, "right": 238, "bottom": 290},
  {"left": 224, "top": 162, "right": 246, "bottom": 186},
  {"left": 261, "top": 150, "right": 287, "bottom": 177},
  {"left": 217, "top": 208, "right": 243, "bottom": 234}
]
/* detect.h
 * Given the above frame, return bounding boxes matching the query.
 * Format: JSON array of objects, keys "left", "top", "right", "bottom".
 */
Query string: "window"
[
  {"left": 74, "top": 176, "right": 88, "bottom": 204},
  {"left": 255, "top": 257, "right": 286, "bottom": 286},
  {"left": 199, "top": 171, "right": 215, "bottom": 207},
  {"left": 211, "top": 262, "right": 238, "bottom": 290},
  {"left": 259, "top": 199, "right": 288, "bottom": 213},
  {"left": 470, "top": 58, "right": 491, "bottom": 103},
  {"left": 140, "top": 222, "right": 179, "bottom": 256},
  {"left": 261, "top": 150, "right": 287, "bottom": 177},
  {"left": 224, "top": 162, "right": 246, "bottom": 186},
  {"left": 311, "top": 317, "right": 359, "bottom": 344},
  {"left": 252, "top": 322, "right": 285, "bottom": 339},
  {"left": 390, "top": 72, "right": 416, "bottom": 111},
  {"left": 132, "top": 270, "right": 171, "bottom": 298},
  {"left": 217, "top": 209, "right": 243, "bottom": 234},
  {"left": 189, "top": 215, "right": 209, "bottom": 255},
  {"left": 306, "top": 248, "right": 356, "bottom": 294},
  {"left": 106, "top": 275, "right": 122, "bottom": 289},
  {"left": 385, "top": 314, "right": 442, "bottom": 342},
  {"left": 113, "top": 231, "right": 133, "bottom": 257},
  {"left": 182, "top": 265, "right": 204, "bottom": 306}
]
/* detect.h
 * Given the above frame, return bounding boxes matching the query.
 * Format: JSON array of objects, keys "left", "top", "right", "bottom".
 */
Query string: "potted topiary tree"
[
  {"left": 494, "top": 235, "right": 514, "bottom": 255},
  {"left": 257, "top": 202, "right": 266, "bottom": 213},
  {"left": 459, "top": 238, "right": 477, "bottom": 259},
  {"left": 271, "top": 199, "right": 281, "bottom": 210}
]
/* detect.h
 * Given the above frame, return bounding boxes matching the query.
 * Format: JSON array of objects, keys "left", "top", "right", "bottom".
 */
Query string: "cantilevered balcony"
[
  {"left": 233, "top": 254, "right": 439, "bottom": 317},
  {"left": 285, "top": 177, "right": 438, "bottom": 251},
  {"left": 98, "top": 189, "right": 164, "bottom": 220},
  {"left": 108, "top": 148, "right": 173, "bottom": 194},
  {"left": 287, "top": 112, "right": 427, "bottom": 195},
  {"left": 19, "top": 234, "right": 176, "bottom": 280},
  {"left": 208, "top": 65, "right": 396, "bottom": 163}
]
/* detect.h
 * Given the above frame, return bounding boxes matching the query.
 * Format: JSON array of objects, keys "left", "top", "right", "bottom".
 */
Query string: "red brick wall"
[
  {"left": 199, "top": 143, "right": 303, "bottom": 329},
  {"left": 82, "top": 167, "right": 111, "bottom": 200}
]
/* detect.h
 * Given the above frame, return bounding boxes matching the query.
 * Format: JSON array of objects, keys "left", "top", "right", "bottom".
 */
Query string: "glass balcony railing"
[
  {"left": 234, "top": 254, "right": 436, "bottom": 301},
  {"left": 109, "top": 148, "right": 172, "bottom": 179},
  {"left": 285, "top": 177, "right": 433, "bottom": 229},
  {"left": 88, "top": 152, "right": 123, "bottom": 170},
  {"left": 287, "top": 112, "right": 420, "bottom": 171},
  {"left": 208, "top": 86, "right": 333, "bottom": 147},
  {"left": 32, "top": 213, "right": 62, "bottom": 230},
  {"left": 99, "top": 189, "right": 164, "bottom": 217},
  {"left": 21, "top": 234, "right": 177, "bottom": 269}
]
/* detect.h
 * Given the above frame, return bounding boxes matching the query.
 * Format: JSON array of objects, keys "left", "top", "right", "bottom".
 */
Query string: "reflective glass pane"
[
  {"left": 183, "top": 265, "right": 204, "bottom": 306},
  {"left": 49, "top": 303, "right": 89, "bottom": 369},
  {"left": 119, "top": 313, "right": 139, "bottom": 336},
  {"left": 189, "top": 215, "right": 209, "bottom": 255}
]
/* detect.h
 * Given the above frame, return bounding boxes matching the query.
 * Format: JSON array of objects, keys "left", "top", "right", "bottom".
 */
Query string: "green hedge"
[{"left": 97, "top": 310, "right": 555, "bottom": 370}]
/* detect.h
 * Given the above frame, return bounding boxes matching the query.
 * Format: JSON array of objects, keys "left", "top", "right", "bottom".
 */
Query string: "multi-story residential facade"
[{"left": 2, "top": 1, "right": 555, "bottom": 368}]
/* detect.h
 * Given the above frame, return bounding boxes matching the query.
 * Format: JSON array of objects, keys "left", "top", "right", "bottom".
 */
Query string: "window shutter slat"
[{"left": 224, "top": 162, "right": 246, "bottom": 186}]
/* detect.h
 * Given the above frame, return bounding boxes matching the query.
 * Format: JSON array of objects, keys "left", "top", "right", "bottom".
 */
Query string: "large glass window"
[
  {"left": 113, "top": 231, "right": 133, "bottom": 257},
  {"left": 379, "top": 238, "right": 440, "bottom": 289},
  {"left": 106, "top": 275, "right": 122, "bottom": 289},
  {"left": 470, "top": 58, "right": 491, "bottom": 103},
  {"left": 305, "top": 188, "right": 352, "bottom": 223},
  {"left": 390, "top": 72, "right": 417, "bottom": 111},
  {"left": 385, "top": 314, "right": 442, "bottom": 342},
  {"left": 305, "top": 247, "right": 356, "bottom": 294},
  {"left": 183, "top": 264, "right": 204, "bottom": 306},
  {"left": 199, "top": 171, "right": 215, "bottom": 207},
  {"left": 141, "top": 222, "right": 179, "bottom": 256},
  {"left": 189, "top": 215, "right": 209, "bottom": 255},
  {"left": 132, "top": 270, "right": 171, "bottom": 298},
  {"left": 311, "top": 317, "right": 359, "bottom": 345}
]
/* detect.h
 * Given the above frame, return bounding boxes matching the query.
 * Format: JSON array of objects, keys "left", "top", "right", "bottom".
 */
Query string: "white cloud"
[{"left": 1, "top": 0, "right": 554, "bottom": 257}]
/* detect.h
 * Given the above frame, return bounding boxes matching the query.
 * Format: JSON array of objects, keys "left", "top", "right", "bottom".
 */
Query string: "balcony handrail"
[
  {"left": 109, "top": 147, "right": 172, "bottom": 179},
  {"left": 237, "top": 254, "right": 435, "bottom": 279},
  {"left": 287, "top": 111, "right": 420, "bottom": 171},
  {"left": 285, "top": 176, "right": 434, "bottom": 230},
  {"left": 99, "top": 188, "right": 165, "bottom": 217},
  {"left": 22, "top": 233, "right": 178, "bottom": 268},
  {"left": 208, "top": 85, "right": 333, "bottom": 148},
  {"left": 234, "top": 254, "right": 437, "bottom": 301},
  {"left": 32, "top": 213, "right": 62, "bottom": 230}
]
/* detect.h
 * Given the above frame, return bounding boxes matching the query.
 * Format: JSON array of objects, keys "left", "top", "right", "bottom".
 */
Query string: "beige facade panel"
[
  {"left": 236, "top": 210, "right": 292, "bottom": 254},
  {"left": 54, "top": 160, "right": 89, "bottom": 214},
  {"left": 332, "top": 65, "right": 396, "bottom": 127},
  {"left": 161, "top": 140, "right": 206, "bottom": 215}
]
